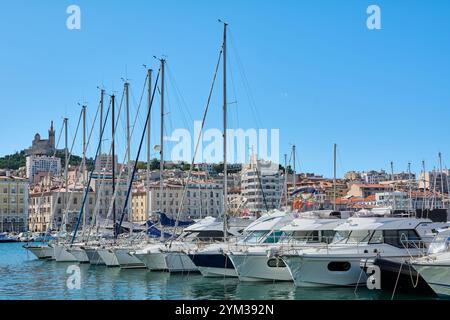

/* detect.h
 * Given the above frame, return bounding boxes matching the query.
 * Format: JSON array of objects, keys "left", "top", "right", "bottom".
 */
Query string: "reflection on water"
[{"left": 0, "top": 243, "right": 441, "bottom": 300}]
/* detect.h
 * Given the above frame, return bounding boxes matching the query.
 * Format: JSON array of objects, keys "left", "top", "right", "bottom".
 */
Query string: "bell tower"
[{"left": 48, "top": 121, "right": 55, "bottom": 149}]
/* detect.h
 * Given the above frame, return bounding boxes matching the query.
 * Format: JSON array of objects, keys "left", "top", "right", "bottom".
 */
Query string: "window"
[
  {"left": 384, "top": 229, "right": 420, "bottom": 248},
  {"left": 267, "top": 258, "right": 286, "bottom": 268},
  {"left": 327, "top": 261, "right": 351, "bottom": 272},
  {"left": 369, "top": 230, "right": 384, "bottom": 244},
  {"left": 264, "top": 231, "right": 285, "bottom": 244}
]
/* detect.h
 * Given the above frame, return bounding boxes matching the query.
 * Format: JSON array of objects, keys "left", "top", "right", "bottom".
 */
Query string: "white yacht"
[
  {"left": 186, "top": 211, "right": 286, "bottom": 278},
  {"left": 53, "top": 243, "right": 78, "bottom": 262},
  {"left": 134, "top": 216, "right": 248, "bottom": 272},
  {"left": 228, "top": 215, "right": 343, "bottom": 282},
  {"left": 412, "top": 229, "right": 450, "bottom": 296},
  {"left": 23, "top": 243, "right": 55, "bottom": 260},
  {"left": 282, "top": 217, "right": 440, "bottom": 287}
]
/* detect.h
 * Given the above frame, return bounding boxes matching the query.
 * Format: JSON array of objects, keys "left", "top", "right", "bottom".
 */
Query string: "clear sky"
[{"left": 1, "top": 0, "right": 449, "bottom": 178}]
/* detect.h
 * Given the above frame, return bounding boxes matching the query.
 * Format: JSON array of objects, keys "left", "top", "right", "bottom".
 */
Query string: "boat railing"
[{"left": 399, "top": 234, "right": 428, "bottom": 259}]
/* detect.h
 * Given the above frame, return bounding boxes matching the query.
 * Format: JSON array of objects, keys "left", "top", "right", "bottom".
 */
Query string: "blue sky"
[{"left": 1, "top": 0, "right": 449, "bottom": 177}]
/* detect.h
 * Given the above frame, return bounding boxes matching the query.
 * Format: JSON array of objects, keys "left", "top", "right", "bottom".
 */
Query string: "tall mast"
[
  {"left": 111, "top": 94, "right": 116, "bottom": 237},
  {"left": 125, "top": 81, "right": 132, "bottom": 235},
  {"left": 284, "top": 153, "right": 288, "bottom": 209},
  {"left": 333, "top": 143, "right": 336, "bottom": 211},
  {"left": 439, "top": 152, "right": 445, "bottom": 208},
  {"left": 147, "top": 69, "right": 152, "bottom": 220},
  {"left": 160, "top": 59, "right": 165, "bottom": 214},
  {"left": 64, "top": 117, "right": 69, "bottom": 231},
  {"left": 422, "top": 160, "right": 427, "bottom": 211},
  {"left": 408, "top": 162, "right": 413, "bottom": 212},
  {"left": 159, "top": 59, "right": 165, "bottom": 241},
  {"left": 222, "top": 21, "right": 228, "bottom": 240},
  {"left": 100, "top": 89, "right": 104, "bottom": 156},
  {"left": 391, "top": 161, "right": 395, "bottom": 210},
  {"left": 292, "top": 145, "right": 296, "bottom": 193},
  {"left": 82, "top": 106, "right": 87, "bottom": 231}
]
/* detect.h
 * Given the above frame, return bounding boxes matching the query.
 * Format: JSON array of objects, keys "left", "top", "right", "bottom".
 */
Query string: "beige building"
[
  {"left": 132, "top": 180, "right": 224, "bottom": 221},
  {"left": 0, "top": 176, "right": 29, "bottom": 232},
  {"left": 131, "top": 190, "right": 148, "bottom": 223},
  {"left": 347, "top": 184, "right": 388, "bottom": 198},
  {"left": 28, "top": 187, "right": 95, "bottom": 232}
]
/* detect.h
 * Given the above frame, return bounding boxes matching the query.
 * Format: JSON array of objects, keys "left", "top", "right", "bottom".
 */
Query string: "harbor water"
[{"left": 0, "top": 243, "right": 442, "bottom": 300}]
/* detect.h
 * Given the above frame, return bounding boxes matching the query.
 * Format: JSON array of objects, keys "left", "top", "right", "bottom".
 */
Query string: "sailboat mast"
[
  {"left": 332, "top": 143, "right": 337, "bottom": 211},
  {"left": 64, "top": 117, "right": 69, "bottom": 230},
  {"left": 439, "top": 152, "right": 445, "bottom": 208},
  {"left": 147, "top": 69, "right": 152, "bottom": 220},
  {"left": 160, "top": 59, "right": 165, "bottom": 214},
  {"left": 111, "top": 94, "right": 116, "bottom": 237},
  {"left": 284, "top": 153, "right": 288, "bottom": 209},
  {"left": 100, "top": 89, "right": 104, "bottom": 156},
  {"left": 125, "top": 81, "right": 132, "bottom": 235},
  {"left": 422, "top": 160, "right": 427, "bottom": 211},
  {"left": 408, "top": 162, "right": 413, "bottom": 212},
  {"left": 82, "top": 106, "right": 87, "bottom": 231},
  {"left": 292, "top": 145, "right": 296, "bottom": 192},
  {"left": 221, "top": 21, "right": 228, "bottom": 240}
]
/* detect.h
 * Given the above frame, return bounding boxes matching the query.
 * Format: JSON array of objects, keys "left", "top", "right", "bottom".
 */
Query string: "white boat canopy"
[{"left": 334, "top": 217, "right": 432, "bottom": 231}]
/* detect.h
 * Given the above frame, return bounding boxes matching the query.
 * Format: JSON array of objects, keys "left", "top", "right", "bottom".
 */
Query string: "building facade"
[
  {"left": 241, "top": 157, "right": 283, "bottom": 216},
  {"left": 26, "top": 155, "right": 61, "bottom": 183},
  {"left": 0, "top": 176, "right": 29, "bottom": 232},
  {"left": 28, "top": 187, "right": 96, "bottom": 232}
]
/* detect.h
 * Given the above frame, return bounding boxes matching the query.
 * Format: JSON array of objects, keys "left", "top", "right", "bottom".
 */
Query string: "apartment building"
[
  {"left": 0, "top": 176, "right": 29, "bottom": 232},
  {"left": 241, "top": 157, "right": 283, "bottom": 215}
]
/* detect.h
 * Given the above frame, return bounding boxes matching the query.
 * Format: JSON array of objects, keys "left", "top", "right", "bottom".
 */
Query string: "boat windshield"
[
  {"left": 332, "top": 230, "right": 373, "bottom": 244},
  {"left": 288, "top": 230, "right": 320, "bottom": 243},
  {"left": 263, "top": 231, "right": 286, "bottom": 243},
  {"left": 243, "top": 230, "right": 269, "bottom": 244},
  {"left": 428, "top": 230, "right": 450, "bottom": 254},
  {"left": 345, "top": 230, "right": 373, "bottom": 243},
  {"left": 332, "top": 231, "right": 350, "bottom": 243}
]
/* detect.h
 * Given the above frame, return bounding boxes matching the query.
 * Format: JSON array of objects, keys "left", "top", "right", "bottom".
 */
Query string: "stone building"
[
  {"left": 25, "top": 122, "right": 56, "bottom": 156},
  {"left": 0, "top": 175, "right": 29, "bottom": 232}
]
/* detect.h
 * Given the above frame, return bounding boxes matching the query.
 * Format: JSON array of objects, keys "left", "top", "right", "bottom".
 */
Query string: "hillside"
[{"left": 0, "top": 150, "right": 95, "bottom": 171}]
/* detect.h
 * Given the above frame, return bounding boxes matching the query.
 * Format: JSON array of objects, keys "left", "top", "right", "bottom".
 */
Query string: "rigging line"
[
  {"left": 84, "top": 99, "right": 114, "bottom": 240},
  {"left": 228, "top": 49, "right": 240, "bottom": 129},
  {"left": 115, "top": 69, "right": 161, "bottom": 238},
  {"left": 102, "top": 74, "right": 149, "bottom": 233},
  {"left": 129, "top": 84, "right": 146, "bottom": 135},
  {"left": 166, "top": 63, "right": 194, "bottom": 132},
  {"left": 229, "top": 30, "right": 263, "bottom": 129},
  {"left": 164, "top": 77, "right": 174, "bottom": 139},
  {"left": 60, "top": 109, "right": 84, "bottom": 233},
  {"left": 71, "top": 99, "right": 112, "bottom": 244},
  {"left": 169, "top": 47, "right": 223, "bottom": 245}
]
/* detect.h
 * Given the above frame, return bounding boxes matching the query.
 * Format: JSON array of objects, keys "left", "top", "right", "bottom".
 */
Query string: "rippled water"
[{"left": 0, "top": 243, "right": 439, "bottom": 300}]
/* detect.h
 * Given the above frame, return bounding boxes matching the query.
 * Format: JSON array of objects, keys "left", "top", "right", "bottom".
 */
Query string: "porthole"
[
  {"left": 327, "top": 261, "right": 351, "bottom": 272},
  {"left": 267, "top": 258, "right": 286, "bottom": 268}
]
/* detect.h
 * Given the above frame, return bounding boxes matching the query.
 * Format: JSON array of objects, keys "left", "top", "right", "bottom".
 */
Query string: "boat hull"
[
  {"left": 54, "top": 245, "right": 78, "bottom": 262},
  {"left": 24, "top": 245, "right": 52, "bottom": 259},
  {"left": 188, "top": 253, "right": 237, "bottom": 278},
  {"left": 165, "top": 252, "right": 198, "bottom": 273},
  {"left": 84, "top": 247, "right": 105, "bottom": 265},
  {"left": 369, "top": 258, "right": 435, "bottom": 296},
  {"left": 283, "top": 255, "right": 369, "bottom": 287},
  {"left": 114, "top": 248, "right": 146, "bottom": 269},
  {"left": 134, "top": 252, "right": 168, "bottom": 271},
  {"left": 97, "top": 248, "right": 119, "bottom": 267},
  {"left": 67, "top": 247, "right": 90, "bottom": 263},
  {"left": 228, "top": 253, "right": 292, "bottom": 282},
  {"left": 413, "top": 263, "right": 450, "bottom": 297}
]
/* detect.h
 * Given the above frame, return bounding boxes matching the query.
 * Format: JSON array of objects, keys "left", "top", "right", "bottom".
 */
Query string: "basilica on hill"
[{"left": 25, "top": 121, "right": 56, "bottom": 156}]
